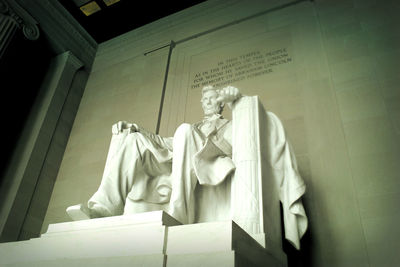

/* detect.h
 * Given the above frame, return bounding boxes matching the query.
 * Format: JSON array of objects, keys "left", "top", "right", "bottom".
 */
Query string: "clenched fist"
[{"left": 217, "top": 86, "right": 241, "bottom": 105}]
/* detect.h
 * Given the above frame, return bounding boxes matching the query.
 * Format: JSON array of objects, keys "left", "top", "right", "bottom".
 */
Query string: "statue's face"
[{"left": 201, "top": 90, "right": 220, "bottom": 116}]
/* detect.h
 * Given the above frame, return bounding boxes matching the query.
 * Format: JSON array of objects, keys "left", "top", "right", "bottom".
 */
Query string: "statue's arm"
[{"left": 111, "top": 121, "right": 173, "bottom": 150}]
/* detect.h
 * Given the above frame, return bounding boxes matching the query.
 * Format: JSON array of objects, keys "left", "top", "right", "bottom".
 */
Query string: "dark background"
[{"left": 59, "top": 0, "right": 207, "bottom": 43}]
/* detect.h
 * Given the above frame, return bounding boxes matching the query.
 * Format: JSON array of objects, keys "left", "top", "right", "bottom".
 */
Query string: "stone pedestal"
[
  {"left": 0, "top": 211, "right": 286, "bottom": 266},
  {"left": 167, "top": 220, "right": 285, "bottom": 266}
]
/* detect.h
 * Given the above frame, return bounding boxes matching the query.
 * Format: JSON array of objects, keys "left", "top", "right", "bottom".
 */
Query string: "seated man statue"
[
  {"left": 67, "top": 85, "right": 241, "bottom": 225},
  {"left": 67, "top": 85, "right": 308, "bottom": 250}
]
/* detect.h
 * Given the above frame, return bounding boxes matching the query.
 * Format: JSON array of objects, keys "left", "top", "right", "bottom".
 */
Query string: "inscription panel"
[{"left": 190, "top": 48, "right": 292, "bottom": 89}]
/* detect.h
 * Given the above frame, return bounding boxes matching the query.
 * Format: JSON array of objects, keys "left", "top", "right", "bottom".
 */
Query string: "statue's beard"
[{"left": 203, "top": 106, "right": 220, "bottom": 117}]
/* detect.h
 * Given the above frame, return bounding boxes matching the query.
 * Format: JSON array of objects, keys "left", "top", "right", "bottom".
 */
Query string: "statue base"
[{"left": 0, "top": 211, "right": 287, "bottom": 266}]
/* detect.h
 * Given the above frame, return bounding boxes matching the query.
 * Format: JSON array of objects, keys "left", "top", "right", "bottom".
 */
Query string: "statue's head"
[{"left": 201, "top": 85, "right": 224, "bottom": 116}]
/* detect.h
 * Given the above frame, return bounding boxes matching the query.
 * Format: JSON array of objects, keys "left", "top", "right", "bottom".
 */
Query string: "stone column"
[
  {"left": 0, "top": 51, "right": 84, "bottom": 242},
  {"left": 0, "top": 0, "right": 39, "bottom": 58}
]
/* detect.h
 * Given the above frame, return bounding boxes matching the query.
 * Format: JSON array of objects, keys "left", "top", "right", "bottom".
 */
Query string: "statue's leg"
[
  {"left": 87, "top": 132, "right": 161, "bottom": 217},
  {"left": 168, "top": 123, "right": 203, "bottom": 224}
]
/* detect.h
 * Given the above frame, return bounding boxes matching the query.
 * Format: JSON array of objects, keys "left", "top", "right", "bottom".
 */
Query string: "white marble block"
[
  {"left": 0, "top": 212, "right": 286, "bottom": 266},
  {"left": 0, "top": 211, "right": 179, "bottom": 266},
  {"left": 167, "top": 251, "right": 244, "bottom": 267},
  {"left": 166, "top": 221, "right": 285, "bottom": 266},
  {"left": 2, "top": 254, "right": 166, "bottom": 267}
]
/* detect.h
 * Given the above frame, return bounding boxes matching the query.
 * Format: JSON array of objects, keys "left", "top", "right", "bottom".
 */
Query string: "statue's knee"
[
  {"left": 130, "top": 132, "right": 141, "bottom": 138},
  {"left": 128, "top": 132, "right": 146, "bottom": 148},
  {"left": 127, "top": 132, "right": 139, "bottom": 141},
  {"left": 174, "top": 123, "right": 191, "bottom": 138}
]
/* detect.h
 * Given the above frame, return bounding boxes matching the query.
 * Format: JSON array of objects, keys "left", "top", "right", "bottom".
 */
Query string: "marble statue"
[{"left": 67, "top": 85, "right": 308, "bottom": 250}]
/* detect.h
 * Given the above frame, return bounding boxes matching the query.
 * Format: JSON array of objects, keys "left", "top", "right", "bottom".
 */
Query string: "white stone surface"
[
  {"left": 2, "top": 254, "right": 165, "bottom": 267},
  {"left": 167, "top": 221, "right": 262, "bottom": 254},
  {"left": 0, "top": 211, "right": 177, "bottom": 266},
  {"left": 168, "top": 251, "right": 281, "bottom": 267},
  {"left": 45, "top": 210, "right": 180, "bottom": 235},
  {"left": 0, "top": 214, "right": 283, "bottom": 267},
  {"left": 0, "top": 225, "right": 166, "bottom": 264},
  {"left": 167, "top": 221, "right": 284, "bottom": 267},
  {"left": 166, "top": 251, "right": 238, "bottom": 267}
]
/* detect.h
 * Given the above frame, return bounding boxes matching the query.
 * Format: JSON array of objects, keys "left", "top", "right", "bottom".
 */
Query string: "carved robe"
[{"left": 87, "top": 115, "right": 234, "bottom": 222}]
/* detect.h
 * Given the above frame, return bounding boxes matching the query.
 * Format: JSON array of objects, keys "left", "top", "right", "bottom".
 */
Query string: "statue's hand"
[
  {"left": 217, "top": 86, "right": 241, "bottom": 105},
  {"left": 112, "top": 121, "right": 139, "bottom": 135}
]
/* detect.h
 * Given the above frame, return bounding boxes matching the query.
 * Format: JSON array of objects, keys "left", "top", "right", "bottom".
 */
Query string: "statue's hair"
[
  {"left": 201, "top": 85, "right": 224, "bottom": 114},
  {"left": 202, "top": 85, "right": 218, "bottom": 95}
]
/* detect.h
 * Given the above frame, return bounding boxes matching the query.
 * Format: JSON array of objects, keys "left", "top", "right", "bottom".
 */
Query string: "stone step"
[{"left": 0, "top": 211, "right": 286, "bottom": 267}]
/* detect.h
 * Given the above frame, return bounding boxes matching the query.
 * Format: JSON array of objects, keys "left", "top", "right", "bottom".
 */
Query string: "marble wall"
[{"left": 42, "top": 0, "right": 400, "bottom": 266}]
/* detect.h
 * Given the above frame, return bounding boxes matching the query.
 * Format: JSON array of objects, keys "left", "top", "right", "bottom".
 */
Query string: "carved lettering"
[{"left": 190, "top": 48, "right": 292, "bottom": 89}]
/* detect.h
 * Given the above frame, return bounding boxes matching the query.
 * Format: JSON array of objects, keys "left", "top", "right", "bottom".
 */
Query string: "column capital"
[{"left": 1, "top": 0, "right": 39, "bottom": 40}]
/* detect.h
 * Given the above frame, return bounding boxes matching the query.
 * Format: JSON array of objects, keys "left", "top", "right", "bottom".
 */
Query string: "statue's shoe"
[{"left": 66, "top": 204, "right": 91, "bottom": 221}]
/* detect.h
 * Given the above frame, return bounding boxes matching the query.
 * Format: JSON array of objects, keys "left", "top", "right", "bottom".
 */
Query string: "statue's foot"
[{"left": 66, "top": 204, "right": 91, "bottom": 221}]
